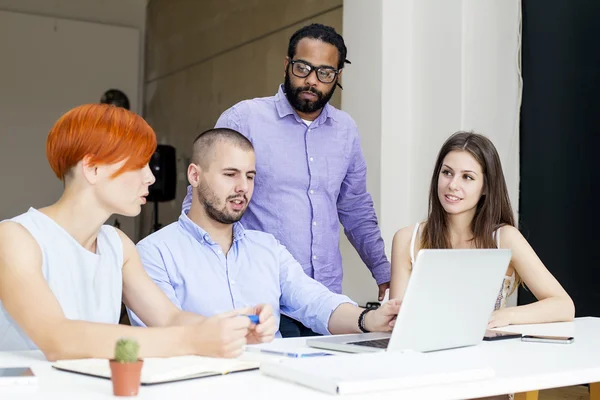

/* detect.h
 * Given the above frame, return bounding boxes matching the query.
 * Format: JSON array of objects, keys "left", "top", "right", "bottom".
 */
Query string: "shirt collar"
[
  {"left": 274, "top": 84, "right": 338, "bottom": 124},
  {"left": 178, "top": 211, "right": 246, "bottom": 245}
]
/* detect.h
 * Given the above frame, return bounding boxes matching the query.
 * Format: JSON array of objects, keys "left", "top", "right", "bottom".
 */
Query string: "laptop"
[{"left": 307, "top": 249, "right": 512, "bottom": 354}]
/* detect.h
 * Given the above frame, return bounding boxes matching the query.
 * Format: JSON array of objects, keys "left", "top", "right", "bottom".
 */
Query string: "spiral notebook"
[{"left": 53, "top": 356, "right": 259, "bottom": 385}]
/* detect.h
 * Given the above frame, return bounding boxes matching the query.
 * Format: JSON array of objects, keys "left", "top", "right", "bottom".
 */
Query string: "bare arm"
[
  {"left": 328, "top": 300, "right": 401, "bottom": 334},
  {"left": 490, "top": 226, "right": 575, "bottom": 326},
  {"left": 117, "top": 229, "right": 206, "bottom": 327},
  {"left": 389, "top": 225, "right": 416, "bottom": 300},
  {"left": 0, "top": 223, "right": 250, "bottom": 361},
  {"left": 327, "top": 303, "right": 363, "bottom": 334},
  {"left": 274, "top": 240, "right": 399, "bottom": 335},
  {"left": 128, "top": 232, "right": 277, "bottom": 344}
]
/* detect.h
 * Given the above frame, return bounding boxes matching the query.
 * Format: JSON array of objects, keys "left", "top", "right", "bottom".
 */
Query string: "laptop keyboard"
[{"left": 347, "top": 338, "right": 390, "bottom": 349}]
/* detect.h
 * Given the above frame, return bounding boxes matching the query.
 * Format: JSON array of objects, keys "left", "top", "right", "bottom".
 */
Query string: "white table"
[{"left": 1, "top": 317, "right": 599, "bottom": 399}]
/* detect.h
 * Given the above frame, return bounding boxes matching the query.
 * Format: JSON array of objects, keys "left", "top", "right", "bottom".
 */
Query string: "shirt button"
[
  {"left": 217, "top": 250, "right": 222, "bottom": 254},
  {"left": 313, "top": 255, "right": 317, "bottom": 260},
  {"left": 313, "top": 221, "right": 317, "bottom": 226},
  {"left": 231, "top": 280, "right": 236, "bottom": 285},
  {"left": 309, "top": 157, "right": 314, "bottom": 162},
  {"left": 310, "top": 190, "right": 314, "bottom": 194}
]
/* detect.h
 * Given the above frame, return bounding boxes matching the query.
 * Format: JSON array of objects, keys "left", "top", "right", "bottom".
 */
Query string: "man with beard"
[
  {"left": 128, "top": 128, "right": 400, "bottom": 339},
  {"left": 182, "top": 23, "right": 390, "bottom": 337}
]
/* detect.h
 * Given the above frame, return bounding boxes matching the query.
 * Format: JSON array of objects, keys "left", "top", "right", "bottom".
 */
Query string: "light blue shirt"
[{"left": 128, "top": 212, "right": 355, "bottom": 336}]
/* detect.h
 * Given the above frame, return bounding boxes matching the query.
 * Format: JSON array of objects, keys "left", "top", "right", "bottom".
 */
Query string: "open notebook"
[{"left": 53, "top": 356, "right": 259, "bottom": 385}]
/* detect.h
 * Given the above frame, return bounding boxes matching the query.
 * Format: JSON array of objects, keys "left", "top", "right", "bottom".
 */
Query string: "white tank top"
[
  {"left": 0, "top": 208, "right": 123, "bottom": 351},
  {"left": 409, "top": 222, "right": 515, "bottom": 310}
]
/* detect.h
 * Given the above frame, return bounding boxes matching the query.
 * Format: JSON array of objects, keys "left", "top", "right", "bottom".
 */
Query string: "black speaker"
[{"left": 147, "top": 144, "right": 176, "bottom": 202}]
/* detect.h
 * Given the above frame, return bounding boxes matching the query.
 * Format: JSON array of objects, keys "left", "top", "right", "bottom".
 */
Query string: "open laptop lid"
[
  {"left": 307, "top": 249, "right": 512, "bottom": 353},
  {"left": 387, "top": 248, "right": 512, "bottom": 352}
]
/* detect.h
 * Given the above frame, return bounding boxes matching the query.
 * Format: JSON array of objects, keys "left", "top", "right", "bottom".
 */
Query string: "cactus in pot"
[
  {"left": 109, "top": 338, "right": 143, "bottom": 396},
  {"left": 115, "top": 339, "right": 139, "bottom": 363}
]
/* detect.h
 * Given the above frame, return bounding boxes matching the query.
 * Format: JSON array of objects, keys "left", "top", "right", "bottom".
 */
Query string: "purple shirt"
[{"left": 182, "top": 85, "right": 390, "bottom": 293}]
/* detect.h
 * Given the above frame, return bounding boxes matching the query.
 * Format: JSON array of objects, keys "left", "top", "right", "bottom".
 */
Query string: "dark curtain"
[{"left": 519, "top": 0, "right": 600, "bottom": 316}]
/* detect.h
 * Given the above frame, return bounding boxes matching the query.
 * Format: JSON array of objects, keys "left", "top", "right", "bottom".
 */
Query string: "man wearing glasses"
[{"left": 182, "top": 23, "right": 390, "bottom": 337}]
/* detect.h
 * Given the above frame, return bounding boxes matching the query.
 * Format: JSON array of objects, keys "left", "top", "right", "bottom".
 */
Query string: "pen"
[
  {"left": 251, "top": 348, "right": 333, "bottom": 358},
  {"left": 242, "top": 314, "right": 260, "bottom": 324}
]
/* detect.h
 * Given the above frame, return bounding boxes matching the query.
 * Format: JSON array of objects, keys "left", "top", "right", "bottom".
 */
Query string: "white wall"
[
  {"left": 342, "top": 0, "right": 522, "bottom": 306},
  {"left": 0, "top": 8, "right": 143, "bottom": 238},
  {"left": 0, "top": 0, "right": 147, "bottom": 113}
]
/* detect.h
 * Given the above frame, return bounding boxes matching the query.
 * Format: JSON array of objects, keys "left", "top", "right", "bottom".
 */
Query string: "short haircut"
[
  {"left": 287, "top": 23, "right": 350, "bottom": 70},
  {"left": 46, "top": 103, "right": 157, "bottom": 180},
  {"left": 192, "top": 128, "right": 254, "bottom": 168}
]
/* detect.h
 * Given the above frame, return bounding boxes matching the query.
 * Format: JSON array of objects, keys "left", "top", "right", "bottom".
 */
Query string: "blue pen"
[{"left": 243, "top": 314, "right": 260, "bottom": 324}]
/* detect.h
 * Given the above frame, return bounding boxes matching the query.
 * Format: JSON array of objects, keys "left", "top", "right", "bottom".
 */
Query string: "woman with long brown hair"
[{"left": 390, "top": 131, "right": 574, "bottom": 328}]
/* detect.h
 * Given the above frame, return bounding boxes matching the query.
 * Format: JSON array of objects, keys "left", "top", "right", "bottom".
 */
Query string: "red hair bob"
[{"left": 46, "top": 104, "right": 157, "bottom": 180}]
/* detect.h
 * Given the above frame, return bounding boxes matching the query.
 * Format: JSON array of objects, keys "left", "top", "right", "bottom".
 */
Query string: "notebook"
[
  {"left": 53, "top": 355, "right": 259, "bottom": 385},
  {"left": 260, "top": 350, "right": 495, "bottom": 395}
]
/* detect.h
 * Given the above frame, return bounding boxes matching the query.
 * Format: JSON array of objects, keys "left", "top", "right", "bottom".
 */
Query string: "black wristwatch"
[{"left": 358, "top": 308, "right": 371, "bottom": 333}]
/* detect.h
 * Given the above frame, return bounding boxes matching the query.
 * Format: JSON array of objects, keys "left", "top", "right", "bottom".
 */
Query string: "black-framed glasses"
[{"left": 288, "top": 59, "right": 341, "bottom": 84}]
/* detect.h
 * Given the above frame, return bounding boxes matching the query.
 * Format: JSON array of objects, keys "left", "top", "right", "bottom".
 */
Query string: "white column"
[{"left": 341, "top": 0, "right": 522, "bottom": 306}]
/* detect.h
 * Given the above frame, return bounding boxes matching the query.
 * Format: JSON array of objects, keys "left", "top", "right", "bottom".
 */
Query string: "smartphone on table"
[
  {"left": 483, "top": 330, "right": 522, "bottom": 341},
  {"left": 521, "top": 334, "right": 574, "bottom": 344},
  {"left": 0, "top": 367, "right": 36, "bottom": 387}
]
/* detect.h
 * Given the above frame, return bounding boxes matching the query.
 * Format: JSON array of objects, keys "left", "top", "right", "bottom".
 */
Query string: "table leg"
[
  {"left": 590, "top": 382, "right": 600, "bottom": 400},
  {"left": 514, "top": 391, "right": 539, "bottom": 400}
]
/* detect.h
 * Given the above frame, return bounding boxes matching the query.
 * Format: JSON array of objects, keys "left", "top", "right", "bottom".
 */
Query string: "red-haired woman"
[{"left": 0, "top": 104, "right": 276, "bottom": 360}]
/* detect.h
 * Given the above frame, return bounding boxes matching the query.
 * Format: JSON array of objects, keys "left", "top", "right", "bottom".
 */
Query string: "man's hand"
[
  {"left": 187, "top": 310, "right": 251, "bottom": 358},
  {"left": 246, "top": 304, "right": 277, "bottom": 344},
  {"left": 364, "top": 298, "right": 401, "bottom": 332},
  {"left": 378, "top": 281, "right": 390, "bottom": 301}
]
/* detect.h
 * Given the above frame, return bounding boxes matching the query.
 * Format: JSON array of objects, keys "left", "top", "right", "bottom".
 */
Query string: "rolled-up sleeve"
[{"left": 277, "top": 242, "right": 355, "bottom": 335}]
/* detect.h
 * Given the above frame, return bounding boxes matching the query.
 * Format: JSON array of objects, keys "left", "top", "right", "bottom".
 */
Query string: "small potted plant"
[{"left": 109, "top": 338, "right": 143, "bottom": 396}]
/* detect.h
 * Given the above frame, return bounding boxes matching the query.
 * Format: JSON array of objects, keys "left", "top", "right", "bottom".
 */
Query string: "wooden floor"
[{"left": 541, "top": 385, "right": 589, "bottom": 400}]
